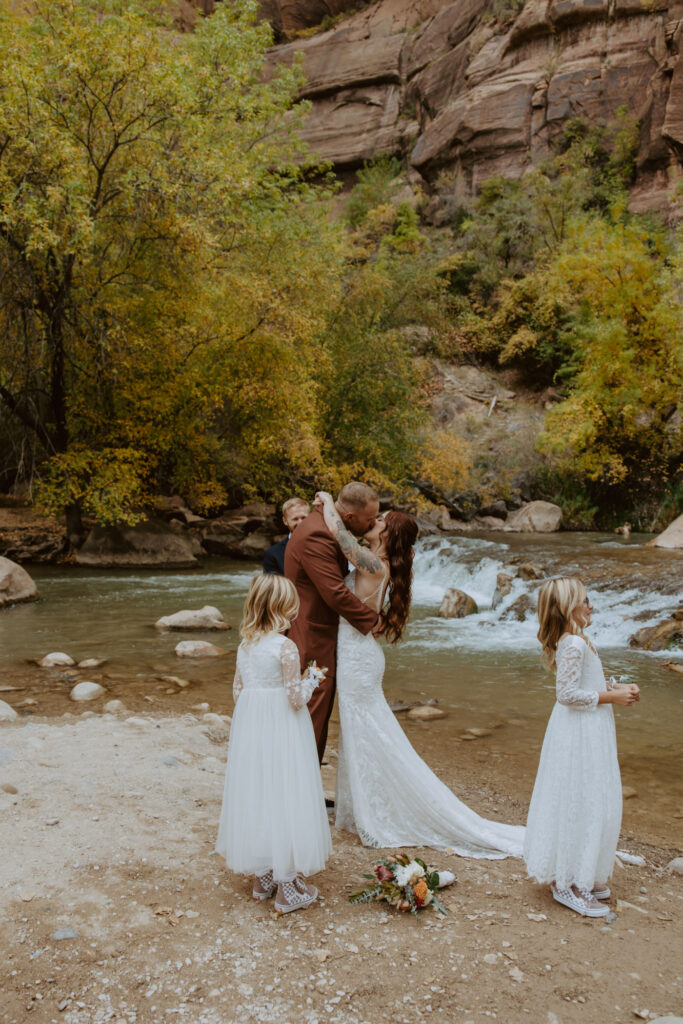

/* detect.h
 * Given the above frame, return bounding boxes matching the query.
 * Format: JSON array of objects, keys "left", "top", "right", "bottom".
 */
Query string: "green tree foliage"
[
  {"left": 538, "top": 217, "right": 682, "bottom": 520},
  {"left": 319, "top": 173, "right": 469, "bottom": 497},
  {"left": 0, "top": 0, "right": 342, "bottom": 528}
]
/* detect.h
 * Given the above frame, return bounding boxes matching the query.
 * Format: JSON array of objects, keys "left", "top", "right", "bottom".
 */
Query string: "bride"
[{"left": 314, "top": 491, "right": 524, "bottom": 859}]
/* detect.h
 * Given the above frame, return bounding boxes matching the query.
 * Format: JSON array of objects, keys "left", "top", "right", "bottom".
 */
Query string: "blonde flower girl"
[
  {"left": 216, "top": 574, "right": 331, "bottom": 913},
  {"left": 524, "top": 577, "right": 640, "bottom": 918}
]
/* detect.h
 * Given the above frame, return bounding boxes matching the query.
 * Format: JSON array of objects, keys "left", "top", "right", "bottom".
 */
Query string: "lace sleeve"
[
  {"left": 232, "top": 664, "right": 244, "bottom": 703},
  {"left": 555, "top": 637, "right": 598, "bottom": 710},
  {"left": 280, "top": 638, "right": 318, "bottom": 712}
]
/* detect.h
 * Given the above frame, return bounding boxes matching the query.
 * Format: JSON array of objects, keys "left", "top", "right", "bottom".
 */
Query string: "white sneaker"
[
  {"left": 551, "top": 883, "right": 609, "bottom": 918},
  {"left": 591, "top": 885, "right": 611, "bottom": 900}
]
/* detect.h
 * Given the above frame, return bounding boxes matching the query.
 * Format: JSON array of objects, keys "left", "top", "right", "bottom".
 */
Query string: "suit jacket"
[
  {"left": 284, "top": 509, "right": 378, "bottom": 680},
  {"left": 263, "top": 537, "right": 287, "bottom": 575}
]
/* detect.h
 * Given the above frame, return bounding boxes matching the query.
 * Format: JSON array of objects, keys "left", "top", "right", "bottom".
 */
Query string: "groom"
[{"left": 285, "top": 481, "right": 382, "bottom": 764}]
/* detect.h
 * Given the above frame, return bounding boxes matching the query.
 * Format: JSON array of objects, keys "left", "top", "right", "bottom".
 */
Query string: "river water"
[{"left": 1, "top": 531, "right": 681, "bottom": 846}]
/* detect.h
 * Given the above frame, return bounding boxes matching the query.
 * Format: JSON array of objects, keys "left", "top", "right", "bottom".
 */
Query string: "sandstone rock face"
[
  {"left": 76, "top": 518, "right": 198, "bottom": 569},
  {"left": 438, "top": 588, "right": 478, "bottom": 617},
  {"left": 504, "top": 501, "right": 562, "bottom": 533},
  {"left": 267, "top": 0, "right": 683, "bottom": 206},
  {"left": 0, "top": 556, "right": 39, "bottom": 607},
  {"left": 648, "top": 513, "right": 683, "bottom": 549},
  {"left": 155, "top": 606, "right": 228, "bottom": 631}
]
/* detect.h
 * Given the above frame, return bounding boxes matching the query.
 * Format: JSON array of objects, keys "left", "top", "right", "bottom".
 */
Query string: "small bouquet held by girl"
[{"left": 349, "top": 854, "right": 454, "bottom": 916}]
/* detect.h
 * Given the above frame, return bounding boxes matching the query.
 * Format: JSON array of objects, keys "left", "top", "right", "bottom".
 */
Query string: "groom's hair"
[{"left": 337, "top": 481, "right": 379, "bottom": 509}]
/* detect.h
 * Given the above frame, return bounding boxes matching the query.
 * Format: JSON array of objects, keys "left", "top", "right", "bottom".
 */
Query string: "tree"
[
  {"left": 0, "top": 0, "right": 342, "bottom": 533},
  {"left": 538, "top": 215, "right": 682, "bottom": 522}
]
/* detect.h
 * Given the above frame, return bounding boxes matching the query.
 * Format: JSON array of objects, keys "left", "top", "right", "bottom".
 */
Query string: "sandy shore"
[{"left": 2, "top": 711, "right": 682, "bottom": 1024}]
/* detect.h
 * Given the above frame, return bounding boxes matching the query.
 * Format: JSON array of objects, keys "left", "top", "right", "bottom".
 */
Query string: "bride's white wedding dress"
[{"left": 335, "top": 571, "right": 524, "bottom": 858}]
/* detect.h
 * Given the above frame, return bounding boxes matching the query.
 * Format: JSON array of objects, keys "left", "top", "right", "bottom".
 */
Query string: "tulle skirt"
[
  {"left": 524, "top": 702, "right": 622, "bottom": 889},
  {"left": 215, "top": 688, "right": 331, "bottom": 880}
]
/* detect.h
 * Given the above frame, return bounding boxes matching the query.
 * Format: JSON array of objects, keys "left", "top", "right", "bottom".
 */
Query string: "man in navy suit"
[{"left": 262, "top": 497, "right": 310, "bottom": 575}]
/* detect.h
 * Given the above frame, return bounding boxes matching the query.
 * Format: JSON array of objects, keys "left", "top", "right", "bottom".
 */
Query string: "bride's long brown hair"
[{"left": 383, "top": 510, "right": 418, "bottom": 644}]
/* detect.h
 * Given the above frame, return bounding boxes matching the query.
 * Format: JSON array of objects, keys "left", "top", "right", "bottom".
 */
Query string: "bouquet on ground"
[{"left": 348, "top": 855, "right": 451, "bottom": 916}]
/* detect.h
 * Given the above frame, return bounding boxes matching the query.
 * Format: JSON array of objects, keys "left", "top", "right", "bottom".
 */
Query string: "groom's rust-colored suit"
[{"left": 285, "top": 509, "right": 378, "bottom": 762}]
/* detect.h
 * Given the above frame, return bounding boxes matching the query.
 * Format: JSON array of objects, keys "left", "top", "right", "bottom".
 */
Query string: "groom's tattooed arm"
[{"left": 325, "top": 508, "right": 385, "bottom": 575}]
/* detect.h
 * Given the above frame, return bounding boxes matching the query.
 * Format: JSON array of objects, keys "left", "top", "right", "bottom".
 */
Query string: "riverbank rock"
[
  {"left": 629, "top": 617, "right": 682, "bottom": 651},
  {"left": 0, "top": 557, "right": 39, "bottom": 607},
  {"left": 103, "top": 699, "right": 126, "bottom": 713},
  {"left": 648, "top": 514, "right": 683, "bottom": 549},
  {"left": 70, "top": 682, "right": 106, "bottom": 702},
  {"left": 175, "top": 640, "right": 227, "bottom": 658},
  {"left": 0, "top": 506, "right": 65, "bottom": 564},
  {"left": 39, "top": 652, "right": 76, "bottom": 668},
  {"left": 78, "top": 658, "right": 106, "bottom": 669},
  {"left": 407, "top": 705, "right": 447, "bottom": 721},
  {"left": 438, "top": 588, "right": 478, "bottom": 618},
  {"left": 154, "top": 606, "right": 228, "bottom": 631},
  {"left": 0, "top": 699, "right": 18, "bottom": 721},
  {"left": 666, "top": 858, "right": 683, "bottom": 875},
  {"left": 504, "top": 501, "right": 562, "bottom": 533},
  {"left": 76, "top": 518, "right": 198, "bottom": 569}
]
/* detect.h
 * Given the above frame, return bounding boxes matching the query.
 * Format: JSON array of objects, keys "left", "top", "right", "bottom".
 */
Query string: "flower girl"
[
  {"left": 524, "top": 577, "right": 640, "bottom": 918},
  {"left": 215, "top": 574, "right": 332, "bottom": 913}
]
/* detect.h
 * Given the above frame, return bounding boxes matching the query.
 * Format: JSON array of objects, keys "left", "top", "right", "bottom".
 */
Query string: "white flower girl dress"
[
  {"left": 524, "top": 633, "right": 622, "bottom": 890},
  {"left": 216, "top": 632, "right": 331, "bottom": 882}
]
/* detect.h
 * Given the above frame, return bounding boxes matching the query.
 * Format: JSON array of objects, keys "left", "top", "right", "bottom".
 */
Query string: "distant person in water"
[{"left": 263, "top": 497, "right": 310, "bottom": 576}]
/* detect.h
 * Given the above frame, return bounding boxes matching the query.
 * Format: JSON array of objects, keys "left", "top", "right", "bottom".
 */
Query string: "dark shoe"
[{"left": 325, "top": 798, "right": 335, "bottom": 809}]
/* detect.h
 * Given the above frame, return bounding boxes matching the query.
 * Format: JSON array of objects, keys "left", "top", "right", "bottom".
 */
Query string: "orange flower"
[{"left": 413, "top": 880, "right": 429, "bottom": 906}]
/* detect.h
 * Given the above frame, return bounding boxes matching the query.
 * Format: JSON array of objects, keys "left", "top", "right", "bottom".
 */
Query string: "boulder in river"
[
  {"left": 516, "top": 562, "right": 546, "bottom": 581},
  {"left": 0, "top": 556, "right": 39, "bottom": 607},
  {"left": 501, "top": 593, "right": 534, "bottom": 622},
  {"left": 39, "top": 652, "right": 76, "bottom": 668},
  {"left": 0, "top": 699, "right": 18, "bottom": 721},
  {"left": 175, "top": 640, "right": 227, "bottom": 658},
  {"left": 154, "top": 606, "right": 229, "bottom": 631},
  {"left": 648, "top": 514, "right": 683, "bottom": 549},
  {"left": 76, "top": 517, "right": 198, "bottom": 569},
  {"left": 70, "top": 681, "right": 106, "bottom": 701},
  {"left": 438, "top": 589, "right": 478, "bottom": 618},
  {"left": 504, "top": 501, "right": 562, "bottom": 533},
  {"left": 491, "top": 572, "right": 513, "bottom": 609},
  {"left": 629, "top": 617, "right": 682, "bottom": 651}
]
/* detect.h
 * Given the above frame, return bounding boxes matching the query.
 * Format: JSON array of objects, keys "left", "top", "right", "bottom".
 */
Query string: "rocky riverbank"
[{"left": 1, "top": 711, "right": 682, "bottom": 1024}]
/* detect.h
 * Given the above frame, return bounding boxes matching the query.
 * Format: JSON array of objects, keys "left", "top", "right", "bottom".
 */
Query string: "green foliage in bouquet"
[{"left": 348, "top": 854, "right": 449, "bottom": 916}]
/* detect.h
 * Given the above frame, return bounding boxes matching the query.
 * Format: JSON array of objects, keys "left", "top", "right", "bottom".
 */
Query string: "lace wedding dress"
[
  {"left": 334, "top": 572, "right": 525, "bottom": 858},
  {"left": 523, "top": 633, "right": 622, "bottom": 889}
]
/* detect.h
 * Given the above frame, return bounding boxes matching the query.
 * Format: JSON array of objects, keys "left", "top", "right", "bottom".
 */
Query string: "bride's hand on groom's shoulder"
[{"left": 314, "top": 490, "right": 334, "bottom": 510}]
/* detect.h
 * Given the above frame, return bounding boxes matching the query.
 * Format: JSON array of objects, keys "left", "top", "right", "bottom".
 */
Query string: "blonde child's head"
[
  {"left": 537, "top": 576, "right": 588, "bottom": 670},
  {"left": 240, "top": 574, "right": 299, "bottom": 644}
]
